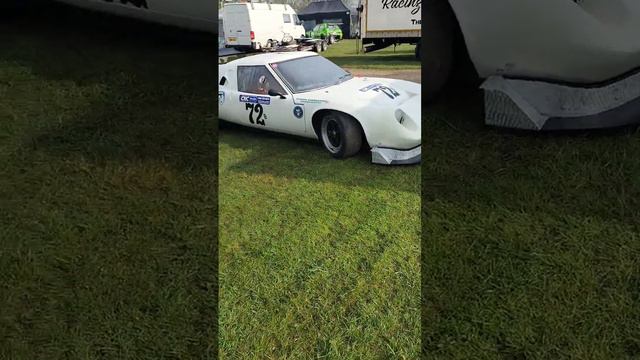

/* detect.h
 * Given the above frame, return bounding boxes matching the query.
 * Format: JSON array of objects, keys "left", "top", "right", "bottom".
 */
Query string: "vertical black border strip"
[
  {"left": 420, "top": 0, "right": 427, "bottom": 358},
  {"left": 213, "top": 2, "right": 220, "bottom": 358}
]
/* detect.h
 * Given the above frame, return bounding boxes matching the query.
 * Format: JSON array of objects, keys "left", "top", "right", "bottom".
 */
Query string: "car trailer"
[
  {"left": 219, "top": 37, "right": 328, "bottom": 64},
  {"left": 271, "top": 37, "right": 328, "bottom": 53}
]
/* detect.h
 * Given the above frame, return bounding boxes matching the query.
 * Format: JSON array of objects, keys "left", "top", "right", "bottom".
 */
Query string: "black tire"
[
  {"left": 320, "top": 112, "right": 362, "bottom": 159},
  {"left": 328, "top": 35, "right": 334, "bottom": 45},
  {"left": 320, "top": 40, "right": 327, "bottom": 52},
  {"left": 422, "top": 0, "right": 455, "bottom": 102}
]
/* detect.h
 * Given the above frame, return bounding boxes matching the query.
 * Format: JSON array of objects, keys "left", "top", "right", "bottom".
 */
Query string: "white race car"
[{"left": 218, "top": 52, "right": 421, "bottom": 165}]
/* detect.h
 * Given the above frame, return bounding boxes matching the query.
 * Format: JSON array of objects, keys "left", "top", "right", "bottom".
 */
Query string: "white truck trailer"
[{"left": 357, "top": 0, "right": 421, "bottom": 57}]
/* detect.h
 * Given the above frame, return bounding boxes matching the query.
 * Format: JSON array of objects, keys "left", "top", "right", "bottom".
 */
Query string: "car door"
[{"left": 233, "top": 65, "right": 307, "bottom": 135}]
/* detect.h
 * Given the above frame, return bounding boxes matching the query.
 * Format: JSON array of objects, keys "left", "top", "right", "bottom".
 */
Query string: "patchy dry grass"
[{"left": 218, "top": 124, "right": 420, "bottom": 358}]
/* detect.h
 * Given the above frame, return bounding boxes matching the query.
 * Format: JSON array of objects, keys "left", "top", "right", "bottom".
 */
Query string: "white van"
[{"left": 223, "top": 2, "right": 306, "bottom": 50}]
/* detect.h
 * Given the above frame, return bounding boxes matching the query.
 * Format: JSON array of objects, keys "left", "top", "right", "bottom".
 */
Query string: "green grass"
[
  {"left": 219, "top": 127, "right": 420, "bottom": 358},
  {"left": 322, "top": 39, "right": 420, "bottom": 70},
  {"left": 218, "top": 22, "right": 420, "bottom": 360},
  {"left": 1, "top": 4, "right": 217, "bottom": 358},
  {"left": 423, "top": 81, "right": 640, "bottom": 358}
]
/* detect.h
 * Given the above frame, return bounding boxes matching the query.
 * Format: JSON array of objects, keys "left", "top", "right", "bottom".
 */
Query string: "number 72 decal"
[
  {"left": 245, "top": 103, "right": 266, "bottom": 126},
  {"left": 359, "top": 83, "right": 401, "bottom": 99}
]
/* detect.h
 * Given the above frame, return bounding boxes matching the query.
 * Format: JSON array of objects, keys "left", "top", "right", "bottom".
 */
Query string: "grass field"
[
  {"left": 6, "top": 2, "right": 634, "bottom": 358},
  {"left": 322, "top": 39, "right": 420, "bottom": 69},
  {"left": 423, "top": 77, "right": 640, "bottom": 358},
  {"left": 1, "top": 4, "right": 217, "bottom": 358},
  {"left": 219, "top": 38, "right": 420, "bottom": 358}
]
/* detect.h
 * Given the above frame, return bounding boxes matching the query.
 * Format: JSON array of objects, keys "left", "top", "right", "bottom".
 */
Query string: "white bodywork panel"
[
  {"left": 450, "top": 0, "right": 640, "bottom": 83},
  {"left": 54, "top": 0, "right": 217, "bottom": 33},
  {"left": 218, "top": 52, "right": 421, "bottom": 151}
]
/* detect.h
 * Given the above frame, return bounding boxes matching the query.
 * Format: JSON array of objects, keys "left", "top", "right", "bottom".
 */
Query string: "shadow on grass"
[
  {"left": 220, "top": 122, "right": 420, "bottom": 194},
  {"left": 424, "top": 70, "right": 640, "bottom": 227},
  {"left": 1, "top": 1, "right": 217, "bottom": 171},
  {"left": 1, "top": 3, "right": 219, "bottom": 358},
  {"left": 423, "top": 67, "right": 640, "bottom": 357}
]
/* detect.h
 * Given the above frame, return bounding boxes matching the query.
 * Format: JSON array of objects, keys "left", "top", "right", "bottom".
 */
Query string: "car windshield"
[
  {"left": 271, "top": 55, "right": 352, "bottom": 93},
  {"left": 313, "top": 24, "right": 322, "bottom": 31}
]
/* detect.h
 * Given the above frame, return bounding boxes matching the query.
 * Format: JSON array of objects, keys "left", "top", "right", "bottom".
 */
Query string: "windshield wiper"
[{"left": 335, "top": 73, "right": 352, "bottom": 85}]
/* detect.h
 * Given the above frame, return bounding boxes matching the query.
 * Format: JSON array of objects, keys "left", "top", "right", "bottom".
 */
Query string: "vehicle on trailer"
[
  {"left": 422, "top": 0, "right": 640, "bottom": 130},
  {"left": 46, "top": 0, "right": 217, "bottom": 33},
  {"left": 222, "top": 2, "right": 306, "bottom": 50},
  {"left": 306, "top": 23, "right": 343, "bottom": 44},
  {"left": 218, "top": 52, "right": 421, "bottom": 165}
]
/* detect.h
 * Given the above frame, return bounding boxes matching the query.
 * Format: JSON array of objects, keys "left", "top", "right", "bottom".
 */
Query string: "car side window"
[
  {"left": 237, "top": 66, "right": 287, "bottom": 96},
  {"left": 283, "top": 14, "right": 291, "bottom": 23}
]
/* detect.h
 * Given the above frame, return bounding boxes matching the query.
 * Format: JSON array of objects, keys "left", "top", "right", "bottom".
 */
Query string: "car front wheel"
[{"left": 320, "top": 113, "right": 362, "bottom": 158}]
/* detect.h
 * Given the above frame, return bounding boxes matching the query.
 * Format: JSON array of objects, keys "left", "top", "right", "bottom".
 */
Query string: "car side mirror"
[{"left": 268, "top": 89, "right": 286, "bottom": 99}]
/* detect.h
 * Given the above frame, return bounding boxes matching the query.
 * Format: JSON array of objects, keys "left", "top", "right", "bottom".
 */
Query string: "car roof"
[{"left": 229, "top": 51, "right": 318, "bottom": 66}]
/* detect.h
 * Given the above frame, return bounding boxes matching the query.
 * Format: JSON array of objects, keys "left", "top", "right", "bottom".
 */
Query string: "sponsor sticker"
[
  {"left": 218, "top": 91, "right": 225, "bottom": 105},
  {"left": 239, "top": 95, "right": 271, "bottom": 105},
  {"left": 293, "top": 105, "right": 304, "bottom": 119},
  {"left": 296, "top": 98, "right": 327, "bottom": 104}
]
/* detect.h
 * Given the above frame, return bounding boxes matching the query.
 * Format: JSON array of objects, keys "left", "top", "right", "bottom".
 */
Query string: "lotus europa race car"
[{"left": 218, "top": 52, "right": 421, "bottom": 165}]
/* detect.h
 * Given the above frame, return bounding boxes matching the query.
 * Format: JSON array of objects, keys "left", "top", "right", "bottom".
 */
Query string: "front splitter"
[
  {"left": 481, "top": 69, "right": 640, "bottom": 130},
  {"left": 371, "top": 145, "right": 421, "bottom": 165}
]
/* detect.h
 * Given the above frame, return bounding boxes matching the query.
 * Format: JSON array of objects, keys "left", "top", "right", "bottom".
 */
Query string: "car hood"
[{"left": 295, "top": 77, "right": 420, "bottom": 107}]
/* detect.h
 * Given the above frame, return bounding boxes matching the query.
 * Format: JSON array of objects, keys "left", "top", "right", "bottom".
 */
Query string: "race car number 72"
[{"left": 245, "top": 103, "right": 266, "bottom": 126}]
